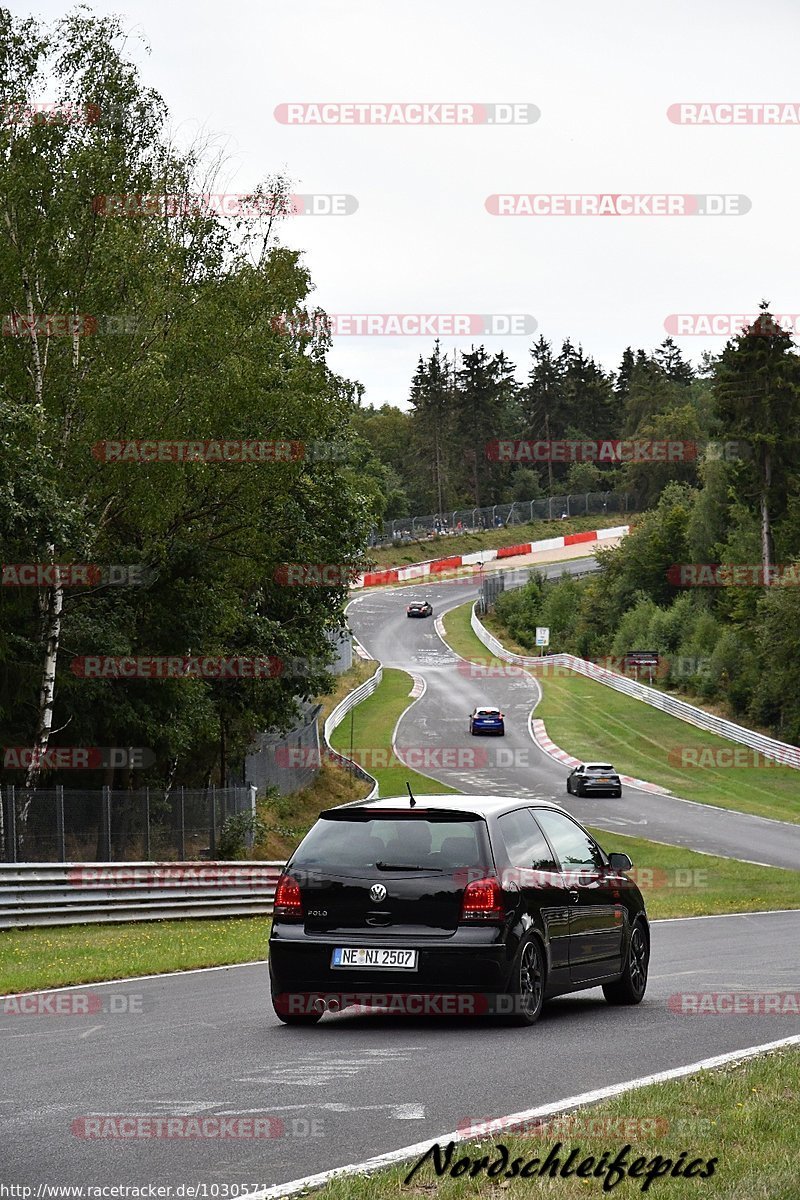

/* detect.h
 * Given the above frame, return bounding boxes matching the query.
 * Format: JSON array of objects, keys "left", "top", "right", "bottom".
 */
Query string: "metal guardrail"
[
  {"left": 373, "top": 492, "right": 634, "bottom": 546},
  {"left": 323, "top": 663, "right": 382, "bottom": 798},
  {"left": 470, "top": 607, "right": 800, "bottom": 769},
  {"left": 0, "top": 861, "right": 284, "bottom": 930},
  {"left": 3, "top": 663, "right": 388, "bottom": 928}
]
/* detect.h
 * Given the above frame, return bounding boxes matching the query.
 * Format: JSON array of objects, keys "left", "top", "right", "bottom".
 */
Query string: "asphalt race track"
[
  {"left": 347, "top": 566, "right": 800, "bottom": 869},
  {"left": 2, "top": 912, "right": 800, "bottom": 1188},
  {"left": 4, "top": 561, "right": 799, "bottom": 1192}
]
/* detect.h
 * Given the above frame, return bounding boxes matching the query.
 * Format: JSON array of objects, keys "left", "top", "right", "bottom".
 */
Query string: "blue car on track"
[{"left": 469, "top": 706, "right": 505, "bottom": 736}]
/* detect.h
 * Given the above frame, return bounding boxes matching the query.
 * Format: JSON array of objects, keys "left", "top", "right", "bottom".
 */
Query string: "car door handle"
[{"left": 569, "top": 890, "right": 580, "bottom": 904}]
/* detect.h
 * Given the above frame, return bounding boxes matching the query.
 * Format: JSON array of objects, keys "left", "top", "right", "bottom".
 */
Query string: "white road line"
[
  {"left": 652, "top": 908, "right": 800, "bottom": 924},
  {"left": 0, "top": 959, "right": 270, "bottom": 998},
  {"left": 3, "top": 913, "right": 799, "bottom": 1002},
  {"left": 240, "top": 1035, "right": 800, "bottom": 1200}
]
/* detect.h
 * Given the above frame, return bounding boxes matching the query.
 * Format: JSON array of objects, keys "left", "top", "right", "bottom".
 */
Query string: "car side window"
[
  {"left": 532, "top": 809, "right": 606, "bottom": 871},
  {"left": 497, "top": 810, "right": 558, "bottom": 870}
]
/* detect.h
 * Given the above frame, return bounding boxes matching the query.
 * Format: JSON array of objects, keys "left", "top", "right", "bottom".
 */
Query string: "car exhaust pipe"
[{"left": 312, "top": 996, "right": 341, "bottom": 1014}]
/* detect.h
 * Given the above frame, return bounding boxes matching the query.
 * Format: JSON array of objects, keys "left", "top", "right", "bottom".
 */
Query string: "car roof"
[
  {"left": 581, "top": 762, "right": 616, "bottom": 769},
  {"left": 327, "top": 794, "right": 566, "bottom": 818},
  {"left": 474, "top": 706, "right": 501, "bottom": 712}
]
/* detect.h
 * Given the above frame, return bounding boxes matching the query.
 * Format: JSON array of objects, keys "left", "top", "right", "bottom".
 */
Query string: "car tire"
[
  {"left": 602, "top": 919, "right": 649, "bottom": 1006},
  {"left": 612, "top": 789, "right": 622, "bottom": 798},
  {"left": 505, "top": 936, "right": 546, "bottom": 1026},
  {"left": 566, "top": 779, "right": 572, "bottom": 794},
  {"left": 576, "top": 782, "right": 585, "bottom": 797}
]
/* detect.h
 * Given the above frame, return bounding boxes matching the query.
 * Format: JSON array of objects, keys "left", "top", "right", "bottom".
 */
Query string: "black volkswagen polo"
[{"left": 268, "top": 795, "right": 649, "bottom": 1026}]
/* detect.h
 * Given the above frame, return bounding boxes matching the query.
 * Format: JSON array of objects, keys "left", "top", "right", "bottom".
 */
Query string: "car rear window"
[
  {"left": 587, "top": 764, "right": 615, "bottom": 772},
  {"left": 290, "top": 817, "right": 492, "bottom": 871},
  {"left": 476, "top": 708, "right": 499, "bottom": 716}
]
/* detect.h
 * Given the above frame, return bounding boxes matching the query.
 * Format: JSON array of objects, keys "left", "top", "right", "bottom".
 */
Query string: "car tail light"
[
  {"left": 274, "top": 873, "right": 303, "bottom": 920},
  {"left": 460, "top": 877, "right": 504, "bottom": 922}
]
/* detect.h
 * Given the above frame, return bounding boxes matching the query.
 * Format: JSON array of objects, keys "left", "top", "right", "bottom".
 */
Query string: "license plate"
[
  {"left": 331, "top": 948, "right": 418, "bottom": 970},
  {"left": 597, "top": 777, "right": 609, "bottom": 782}
]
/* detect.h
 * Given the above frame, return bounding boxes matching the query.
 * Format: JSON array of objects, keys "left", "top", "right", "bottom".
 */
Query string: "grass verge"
[
  {"left": 328, "top": 666, "right": 458, "bottom": 798},
  {"left": 443, "top": 601, "right": 800, "bottom": 825},
  {"left": 0, "top": 917, "right": 271, "bottom": 994},
  {"left": 582, "top": 826, "right": 799, "bottom": 919},
  {"left": 310, "top": 1047, "right": 799, "bottom": 1200},
  {"left": 369, "top": 514, "right": 631, "bottom": 568}
]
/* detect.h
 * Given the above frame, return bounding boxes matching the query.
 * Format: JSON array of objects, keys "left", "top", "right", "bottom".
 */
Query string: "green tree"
[{"left": 712, "top": 302, "right": 800, "bottom": 584}]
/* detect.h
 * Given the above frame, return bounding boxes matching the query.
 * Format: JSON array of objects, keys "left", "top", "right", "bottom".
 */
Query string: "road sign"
[
  {"left": 625, "top": 650, "right": 659, "bottom": 667},
  {"left": 535, "top": 627, "right": 550, "bottom": 647}
]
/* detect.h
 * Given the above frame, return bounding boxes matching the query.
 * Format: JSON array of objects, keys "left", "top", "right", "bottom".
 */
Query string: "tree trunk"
[{"left": 23, "top": 564, "right": 64, "bottom": 791}]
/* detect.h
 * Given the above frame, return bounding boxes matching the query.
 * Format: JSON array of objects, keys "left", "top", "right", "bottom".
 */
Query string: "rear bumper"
[
  {"left": 269, "top": 929, "right": 512, "bottom": 996},
  {"left": 471, "top": 724, "right": 504, "bottom": 735}
]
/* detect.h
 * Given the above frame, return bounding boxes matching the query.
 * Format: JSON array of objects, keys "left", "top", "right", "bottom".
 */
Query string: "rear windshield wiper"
[{"left": 375, "top": 861, "right": 441, "bottom": 872}]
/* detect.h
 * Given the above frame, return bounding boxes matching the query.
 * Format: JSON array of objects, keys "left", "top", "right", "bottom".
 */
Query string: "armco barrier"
[
  {"left": 323, "top": 663, "right": 381, "bottom": 797},
  {"left": 470, "top": 607, "right": 800, "bottom": 770},
  {"left": 353, "top": 524, "right": 629, "bottom": 589},
  {"left": 0, "top": 861, "right": 284, "bottom": 930}
]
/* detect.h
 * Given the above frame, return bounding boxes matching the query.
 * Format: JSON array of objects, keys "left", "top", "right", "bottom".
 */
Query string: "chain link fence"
[
  {"left": 0, "top": 785, "right": 255, "bottom": 863},
  {"left": 373, "top": 491, "right": 633, "bottom": 547},
  {"left": 245, "top": 700, "right": 322, "bottom": 798}
]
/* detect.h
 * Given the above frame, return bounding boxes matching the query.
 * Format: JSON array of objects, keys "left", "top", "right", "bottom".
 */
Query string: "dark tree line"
[{"left": 355, "top": 335, "right": 704, "bottom": 518}]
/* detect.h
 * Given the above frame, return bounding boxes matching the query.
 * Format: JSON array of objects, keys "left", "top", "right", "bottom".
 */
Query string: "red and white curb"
[
  {"left": 530, "top": 717, "right": 671, "bottom": 795},
  {"left": 353, "top": 525, "right": 629, "bottom": 589},
  {"left": 408, "top": 673, "right": 426, "bottom": 699}
]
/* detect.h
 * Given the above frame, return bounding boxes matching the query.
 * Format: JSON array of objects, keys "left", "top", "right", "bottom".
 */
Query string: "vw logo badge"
[{"left": 370, "top": 883, "right": 387, "bottom": 903}]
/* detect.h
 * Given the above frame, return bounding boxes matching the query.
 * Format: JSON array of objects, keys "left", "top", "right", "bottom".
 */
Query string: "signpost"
[
  {"left": 625, "top": 650, "right": 659, "bottom": 686},
  {"left": 535, "top": 626, "right": 550, "bottom": 657}
]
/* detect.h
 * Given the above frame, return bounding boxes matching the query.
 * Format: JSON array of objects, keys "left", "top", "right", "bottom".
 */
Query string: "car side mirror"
[{"left": 608, "top": 852, "right": 633, "bottom": 871}]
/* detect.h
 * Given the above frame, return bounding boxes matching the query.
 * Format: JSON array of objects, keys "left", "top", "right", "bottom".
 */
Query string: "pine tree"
[{"left": 712, "top": 302, "right": 800, "bottom": 583}]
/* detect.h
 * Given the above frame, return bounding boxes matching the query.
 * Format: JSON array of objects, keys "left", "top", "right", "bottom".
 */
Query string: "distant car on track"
[
  {"left": 406, "top": 600, "right": 433, "bottom": 618},
  {"left": 269, "top": 794, "right": 649, "bottom": 1026},
  {"left": 567, "top": 762, "right": 622, "bottom": 798},
  {"left": 469, "top": 706, "right": 505, "bottom": 736}
]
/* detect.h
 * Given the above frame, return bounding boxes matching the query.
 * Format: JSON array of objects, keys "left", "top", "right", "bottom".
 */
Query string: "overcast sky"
[{"left": 18, "top": 0, "right": 800, "bottom": 408}]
